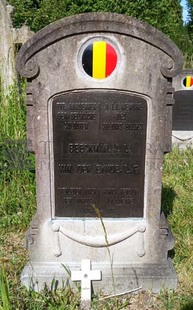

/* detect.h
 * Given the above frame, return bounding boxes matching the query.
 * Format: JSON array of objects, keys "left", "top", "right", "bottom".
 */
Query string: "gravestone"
[
  {"left": 16, "top": 13, "right": 183, "bottom": 294},
  {"left": 172, "top": 69, "right": 193, "bottom": 149},
  {"left": 0, "top": 0, "right": 15, "bottom": 92},
  {"left": 0, "top": 0, "right": 34, "bottom": 96}
]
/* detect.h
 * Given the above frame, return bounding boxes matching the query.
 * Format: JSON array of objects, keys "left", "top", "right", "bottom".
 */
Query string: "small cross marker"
[{"left": 71, "top": 259, "right": 102, "bottom": 309}]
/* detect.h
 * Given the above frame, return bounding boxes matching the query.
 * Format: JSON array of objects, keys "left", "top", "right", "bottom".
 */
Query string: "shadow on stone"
[
  {"left": 168, "top": 249, "right": 175, "bottom": 259},
  {"left": 180, "top": 301, "right": 193, "bottom": 310},
  {"left": 161, "top": 186, "right": 176, "bottom": 218}
]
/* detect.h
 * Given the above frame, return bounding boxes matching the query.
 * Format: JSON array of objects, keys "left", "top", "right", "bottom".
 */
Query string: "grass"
[
  {"left": 0, "top": 83, "right": 193, "bottom": 309},
  {"left": 0, "top": 82, "right": 36, "bottom": 230},
  {"left": 161, "top": 148, "right": 193, "bottom": 308}
]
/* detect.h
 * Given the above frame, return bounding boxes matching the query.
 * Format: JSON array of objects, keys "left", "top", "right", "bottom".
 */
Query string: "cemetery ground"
[{"left": 0, "top": 86, "right": 193, "bottom": 309}]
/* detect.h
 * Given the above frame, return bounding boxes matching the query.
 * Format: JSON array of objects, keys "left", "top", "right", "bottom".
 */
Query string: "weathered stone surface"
[
  {"left": 14, "top": 25, "right": 34, "bottom": 45},
  {"left": 16, "top": 13, "right": 183, "bottom": 294},
  {"left": 0, "top": 0, "right": 15, "bottom": 92},
  {"left": 0, "top": 0, "right": 34, "bottom": 95}
]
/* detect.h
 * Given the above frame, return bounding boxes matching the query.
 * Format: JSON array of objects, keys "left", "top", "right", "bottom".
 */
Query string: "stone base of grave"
[
  {"left": 21, "top": 259, "right": 177, "bottom": 294},
  {"left": 172, "top": 132, "right": 193, "bottom": 149}
]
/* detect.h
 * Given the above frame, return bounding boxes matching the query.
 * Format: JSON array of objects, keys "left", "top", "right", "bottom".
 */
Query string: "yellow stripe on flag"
[
  {"left": 93, "top": 41, "right": 106, "bottom": 79},
  {"left": 186, "top": 76, "right": 191, "bottom": 87}
]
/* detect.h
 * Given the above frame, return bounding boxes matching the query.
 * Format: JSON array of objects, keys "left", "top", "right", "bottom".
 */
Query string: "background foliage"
[
  {"left": 8, "top": 0, "right": 183, "bottom": 35},
  {"left": 7, "top": 0, "right": 193, "bottom": 67}
]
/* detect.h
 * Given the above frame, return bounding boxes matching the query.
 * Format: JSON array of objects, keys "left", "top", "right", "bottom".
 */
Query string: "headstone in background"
[
  {"left": 172, "top": 69, "right": 193, "bottom": 149},
  {"left": 16, "top": 13, "right": 183, "bottom": 294},
  {"left": 0, "top": 0, "right": 34, "bottom": 96},
  {"left": 0, "top": 0, "right": 16, "bottom": 92}
]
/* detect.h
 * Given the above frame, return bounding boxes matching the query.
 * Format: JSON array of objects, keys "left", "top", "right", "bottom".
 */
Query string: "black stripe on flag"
[{"left": 82, "top": 44, "right": 93, "bottom": 77}]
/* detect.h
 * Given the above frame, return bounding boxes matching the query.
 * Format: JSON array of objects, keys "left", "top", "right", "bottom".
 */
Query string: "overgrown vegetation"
[
  {"left": 9, "top": 0, "right": 183, "bottom": 36},
  {"left": 0, "top": 85, "right": 193, "bottom": 309},
  {"left": 0, "top": 83, "right": 36, "bottom": 230}
]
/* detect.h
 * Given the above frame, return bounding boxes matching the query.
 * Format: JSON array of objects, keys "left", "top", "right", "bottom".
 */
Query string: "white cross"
[{"left": 71, "top": 259, "right": 102, "bottom": 308}]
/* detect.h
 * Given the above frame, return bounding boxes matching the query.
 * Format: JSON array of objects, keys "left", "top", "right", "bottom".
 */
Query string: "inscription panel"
[
  {"left": 173, "top": 91, "right": 193, "bottom": 131},
  {"left": 52, "top": 91, "right": 147, "bottom": 217}
]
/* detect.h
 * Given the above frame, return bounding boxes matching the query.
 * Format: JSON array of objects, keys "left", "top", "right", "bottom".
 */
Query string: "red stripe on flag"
[
  {"left": 191, "top": 78, "right": 193, "bottom": 86},
  {"left": 106, "top": 43, "right": 117, "bottom": 77}
]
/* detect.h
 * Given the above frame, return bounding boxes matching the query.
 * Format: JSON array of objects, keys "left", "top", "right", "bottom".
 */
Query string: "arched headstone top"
[{"left": 16, "top": 12, "right": 183, "bottom": 79}]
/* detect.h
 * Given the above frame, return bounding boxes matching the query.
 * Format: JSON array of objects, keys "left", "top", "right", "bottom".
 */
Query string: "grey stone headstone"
[
  {"left": 16, "top": 13, "right": 183, "bottom": 294},
  {"left": 172, "top": 69, "right": 193, "bottom": 149},
  {"left": 0, "top": 0, "right": 15, "bottom": 92}
]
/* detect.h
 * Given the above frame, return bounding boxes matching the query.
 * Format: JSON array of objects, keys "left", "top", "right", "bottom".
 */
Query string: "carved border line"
[
  {"left": 16, "top": 13, "right": 183, "bottom": 79},
  {"left": 52, "top": 222, "right": 146, "bottom": 257}
]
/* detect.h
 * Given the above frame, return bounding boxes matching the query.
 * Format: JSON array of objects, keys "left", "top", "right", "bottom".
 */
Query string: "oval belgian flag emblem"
[
  {"left": 82, "top": 41, "right": 117, "bottom": 79},
  {"left": 183, "top": 76, "right": 193, "bottom": 88}
]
